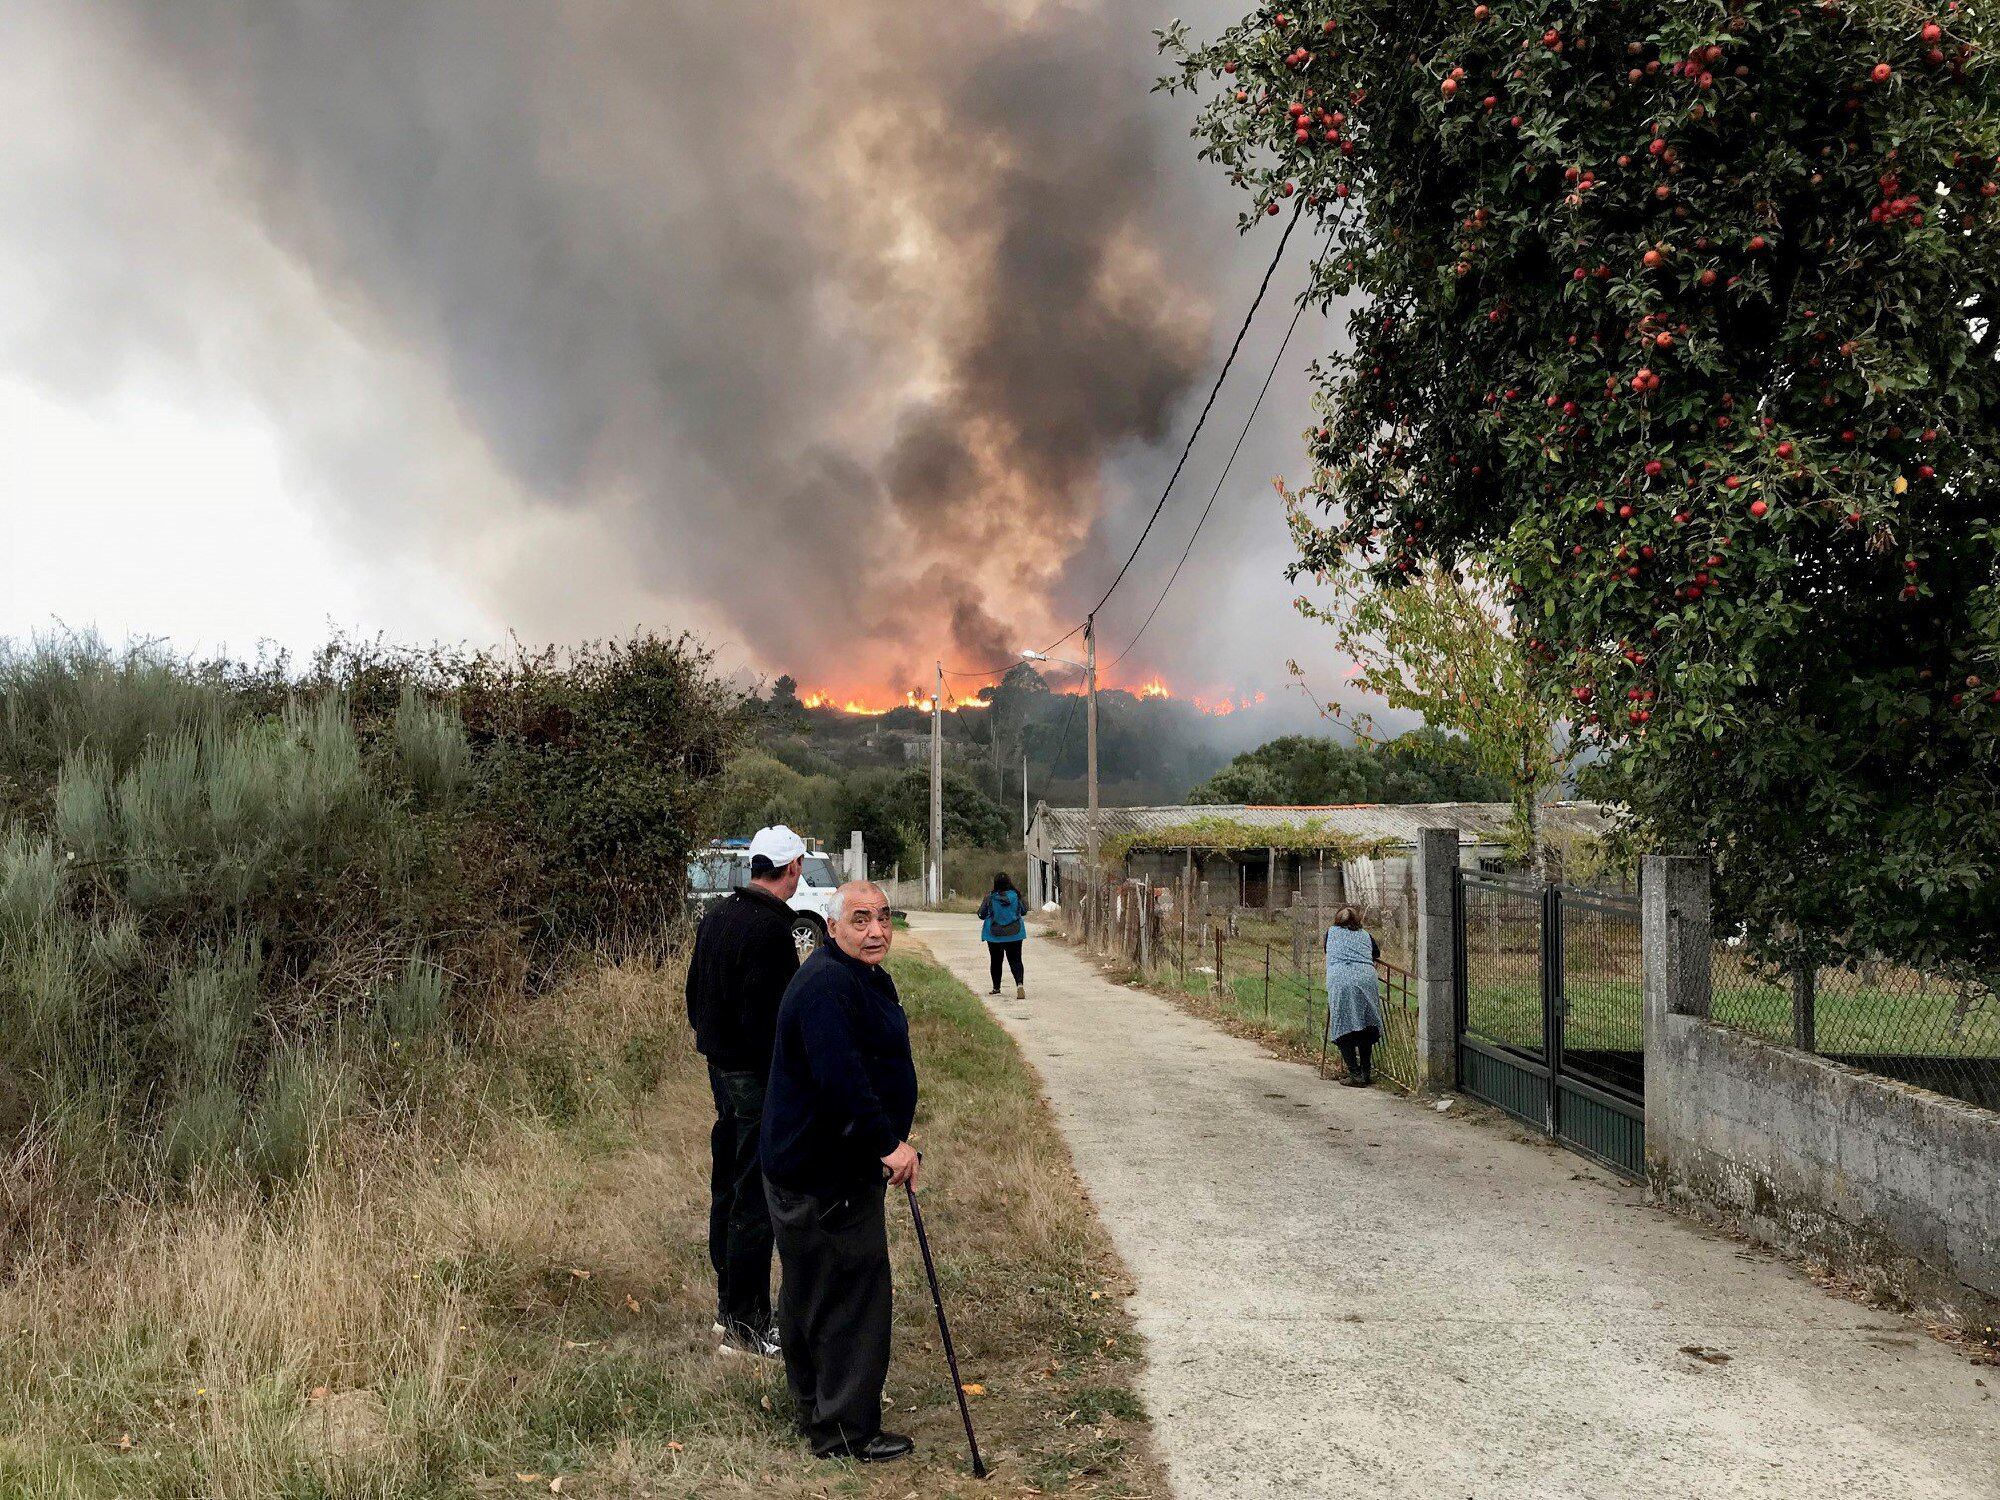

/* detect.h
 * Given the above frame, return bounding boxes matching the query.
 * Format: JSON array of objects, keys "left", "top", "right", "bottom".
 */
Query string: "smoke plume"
[{"left": 2, "top": 0, "right": 1332, "bottom": 711}]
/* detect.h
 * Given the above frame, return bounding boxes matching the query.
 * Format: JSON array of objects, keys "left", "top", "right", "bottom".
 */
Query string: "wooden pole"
[
  {"left": 1084, "top": 616, "right": 1100, "bottom": 915},
  {"left": 929, "top": 662, "right": 944, "bottom": 907}
]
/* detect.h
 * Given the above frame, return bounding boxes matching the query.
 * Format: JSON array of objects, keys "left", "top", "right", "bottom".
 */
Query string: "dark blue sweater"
[{"left": 759, "top": 944, "right": 918, "bottom": 1197}]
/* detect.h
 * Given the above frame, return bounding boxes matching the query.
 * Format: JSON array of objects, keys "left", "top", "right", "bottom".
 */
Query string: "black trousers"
[
  {"left": 1336, "top": 1025, "right": 1381, "bottom": 1078},
  {"left": 706, "top": 1064, "right": 773, "bottom": 1339},
  {"left": 987, "top": 940, "right": 1024, "bottom": 990},
  {"left": 765, "top": 1176, "right": 892, "bottom": 1455}
]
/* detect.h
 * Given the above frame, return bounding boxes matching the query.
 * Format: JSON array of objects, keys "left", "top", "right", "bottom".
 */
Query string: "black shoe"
[
  {"left": 1340, "top": 1074, "right": 1367, "bottom": 1087},
  {"left": 817, "top": 1431, "right": 914, "bottom": 1463},
  {"left": 988, "top": 988, "right": 1001, "bottom": 996}
]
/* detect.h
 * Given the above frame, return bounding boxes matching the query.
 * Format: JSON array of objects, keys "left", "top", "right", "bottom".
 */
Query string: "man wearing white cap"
[{"left": 684, "top": 824, "right": 806, "bottom": 1355}]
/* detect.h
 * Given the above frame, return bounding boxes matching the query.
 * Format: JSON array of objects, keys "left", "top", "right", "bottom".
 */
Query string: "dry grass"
[{"left": 0, "top": 951, "right": 1163, "bottom": 1498}]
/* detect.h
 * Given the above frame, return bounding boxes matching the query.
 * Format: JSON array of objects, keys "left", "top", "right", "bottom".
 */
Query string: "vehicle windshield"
[
  {"left": 687, "top": 854, "right": 748, "bottom": 893},
  {"left": 690, "top": 852, "right": 838, "bottom": 892}
]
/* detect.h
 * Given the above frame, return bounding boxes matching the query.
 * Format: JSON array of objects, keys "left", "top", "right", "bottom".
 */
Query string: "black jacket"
[
  {"left": 759, "top": 944, "right": 919, "bottom": 1197},
  {"left": 684, "top": 886, "right": 799, "bottom": 1072}
]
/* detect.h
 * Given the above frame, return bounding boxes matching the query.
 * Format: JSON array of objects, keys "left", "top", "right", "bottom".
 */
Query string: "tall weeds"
[{"left": 0, "top": 630, "right": 733, "bottom": 1189}]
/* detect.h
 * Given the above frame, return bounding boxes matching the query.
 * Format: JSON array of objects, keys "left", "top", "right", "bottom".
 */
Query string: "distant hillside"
[
  {"left": 743, "top": 665, "right": 1327, "bottom": 817},
  {"left": 720, "top": 667, "right": 1484, "bottom": 866}
]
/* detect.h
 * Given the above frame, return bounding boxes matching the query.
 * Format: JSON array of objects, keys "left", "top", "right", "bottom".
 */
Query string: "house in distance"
[{"left": 1022, "top": 800, "right": 1617, "bottom": 911}]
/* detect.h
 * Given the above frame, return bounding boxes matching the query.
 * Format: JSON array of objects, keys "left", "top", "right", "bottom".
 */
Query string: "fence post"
[
  {"left": 1176, "top": 875, "right": 1186, "bottom": 985},
  {"left": 1263, "top": 945, "right": 1271, "bottom": 1023},
  {"left": 1414, "top": 827, "right": 1459, "bottom": 1092},
  {"left": 1792, "top": 962, "right": 1817, "bottom": 1053},
  {"left": 1214, "top": 930, "right": 1225, "bottom": 1001},
  {"left": 1138, "top": 879, "right": 1152, "bottom": 974},
  {"left": 1642, "top": 854, "right": 1712, "bottom": 1185}
]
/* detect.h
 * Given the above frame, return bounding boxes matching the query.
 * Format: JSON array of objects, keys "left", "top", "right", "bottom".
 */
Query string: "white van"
[{"left": 687, "top": 842, "right": 844, "bottom": 957}]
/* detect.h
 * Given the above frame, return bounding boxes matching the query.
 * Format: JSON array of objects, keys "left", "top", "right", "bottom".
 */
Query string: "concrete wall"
[{"left": 1654, "top": 1013, "right": 2000, "bottom": 1328}]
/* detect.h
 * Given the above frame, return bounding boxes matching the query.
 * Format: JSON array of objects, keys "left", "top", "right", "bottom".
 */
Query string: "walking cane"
[{"left": 904, "top": 1183, "right": 988, "bottom": 1478}]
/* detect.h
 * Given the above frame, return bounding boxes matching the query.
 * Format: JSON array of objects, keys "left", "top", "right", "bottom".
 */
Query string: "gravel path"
[{"left": 908, "top": 912, "right": 2000, "bottom": 1500}]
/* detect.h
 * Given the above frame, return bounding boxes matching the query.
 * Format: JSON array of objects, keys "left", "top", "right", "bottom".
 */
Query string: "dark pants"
[
  {"left": 707, "top": 1065, "right": 773, "bottom": 1339},
  {"left": 765, "top": 1176, "right": 892, "bottom": 1455},
  {"left": 986, "top": 940, "right": 1024, "bottom": 991},
  {"left": 1336, "top": 1025, "right": 1380, "bottom": 1078}
]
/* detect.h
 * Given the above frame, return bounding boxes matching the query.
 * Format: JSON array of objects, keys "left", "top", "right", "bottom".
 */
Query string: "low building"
[{"left": 1022, "top": 800, "right": 1617, "bottom": 909}]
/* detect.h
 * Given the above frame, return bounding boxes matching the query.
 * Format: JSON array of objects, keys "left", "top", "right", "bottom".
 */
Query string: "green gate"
[{"left": 1454, "top": 871, "right": 1645, "bottom": 1179}]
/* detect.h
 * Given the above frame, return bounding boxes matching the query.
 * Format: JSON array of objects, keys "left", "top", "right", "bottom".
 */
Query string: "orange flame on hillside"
[
  {"left": 1189, "top": 689, "right": 1268, "bottom": 716},
  {"left": 793, "top": 676, "right": 1266, "bottom": 718}
]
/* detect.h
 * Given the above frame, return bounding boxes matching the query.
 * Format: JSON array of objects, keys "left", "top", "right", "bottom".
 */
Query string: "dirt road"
[{"left": 908, "top": 911, "right": 2000, "bottom": 1500}]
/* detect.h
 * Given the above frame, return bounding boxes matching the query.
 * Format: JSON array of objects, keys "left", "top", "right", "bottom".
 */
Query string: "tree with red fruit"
[{"left": 1162, "top": 2, "right": 2000, "bottom": 975}]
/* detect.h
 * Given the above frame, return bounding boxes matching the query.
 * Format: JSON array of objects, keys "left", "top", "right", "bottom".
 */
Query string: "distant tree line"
[{"left": 1184, "top": 727, "right": 1511, "bottom": 807}]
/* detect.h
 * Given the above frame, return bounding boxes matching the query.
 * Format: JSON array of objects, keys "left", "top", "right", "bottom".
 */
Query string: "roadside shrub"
[
  {"left": 0, "top": 630, "right": 735, "bottom": 1185},
  {"left": 394, "top": 683, "right": 472, "bottom": 804},
  {"left": 373, "top": 953, "right": 450, "bottom": 1042}
]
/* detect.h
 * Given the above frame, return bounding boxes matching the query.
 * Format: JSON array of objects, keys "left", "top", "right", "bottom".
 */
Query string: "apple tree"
[{"left": 1162, "top": 1, "right": 2000, "bottom": 975}]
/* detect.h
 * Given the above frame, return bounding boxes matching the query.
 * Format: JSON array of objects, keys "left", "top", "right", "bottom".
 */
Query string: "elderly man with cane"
[{"left": 760, "top": 880, "right": 920, "bottom": 1463}]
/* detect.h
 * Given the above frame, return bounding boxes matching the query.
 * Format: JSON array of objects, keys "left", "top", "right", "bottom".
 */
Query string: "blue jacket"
[
  {"left": 978, "top": 889, "right": 1027, "bottom": 944},
  {"left": 759, "top": 944, "right": 918, "bottom": 1197}
]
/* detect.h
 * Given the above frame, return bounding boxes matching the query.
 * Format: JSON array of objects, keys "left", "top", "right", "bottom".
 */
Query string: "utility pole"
[
  {"left": 929, "top": 661, "right": 944, "bottom": 908},
  {"left": 1084, "top": 615, "right": 1100, "bottom": 910},
  {"left": 1021, "top": 752, "right": 1029, "bottom": 837}
]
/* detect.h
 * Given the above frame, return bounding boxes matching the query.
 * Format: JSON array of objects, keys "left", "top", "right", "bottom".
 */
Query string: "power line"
[
  {"left": 940, "top": 622, "right": 1087, "bottom": 682},
  {"left": 1104, "top": 256, "right": 1318, "bottom": 673},
  {"left": 937, "top": 197, "right": 1305, "bottom": 688},
  {"left": 1089, "top": 194, "right": 1306, "bottom": 619}
]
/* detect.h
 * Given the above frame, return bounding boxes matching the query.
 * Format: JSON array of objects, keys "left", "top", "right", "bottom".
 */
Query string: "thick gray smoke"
[{"left": 3, "top": 0, "right": 1336, "bottom": 714}]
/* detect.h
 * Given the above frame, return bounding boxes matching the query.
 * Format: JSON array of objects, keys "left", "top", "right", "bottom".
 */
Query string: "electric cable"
[
  {"left": 1103, "top": 262, "right": 1315, "bottom": 672},
  {"left": 940, "top": 621, "right": 1087, "bottom": 682},
  {"left": 936, "top": 195, "right": 1306, "bottom": 686},
  {"left": 1089, "top": 193, "right": 1306, "bottom": 618}
]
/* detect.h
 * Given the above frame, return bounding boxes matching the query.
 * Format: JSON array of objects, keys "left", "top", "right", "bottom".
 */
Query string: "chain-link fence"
[
  {"left": 1711, "top": 948, "right": 2000, "bottom": 1112},
  {"left": 1559, "top": 889, "right": 1646, "bottom": 1100},
  {"left": 1059, "top": 871, "right": 1419, "bottom": 1091}
]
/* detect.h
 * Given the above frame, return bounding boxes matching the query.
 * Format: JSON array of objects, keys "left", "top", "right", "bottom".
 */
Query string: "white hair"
[{"left": 827, "top": 880, "right": 886, "bottom": 924}]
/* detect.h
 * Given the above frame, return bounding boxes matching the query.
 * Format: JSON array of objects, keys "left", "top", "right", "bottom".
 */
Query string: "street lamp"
[{"left": 1020, "top": 618, "right": 1099, "bottom": 922}]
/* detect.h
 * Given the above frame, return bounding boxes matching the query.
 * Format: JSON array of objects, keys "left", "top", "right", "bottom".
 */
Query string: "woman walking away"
[
  {"left": 1324, "top": 906, "right": 1384, "bottom": 1087},
  {"left": 977, "top": 873, "right": 1028, "bottom": 998}
]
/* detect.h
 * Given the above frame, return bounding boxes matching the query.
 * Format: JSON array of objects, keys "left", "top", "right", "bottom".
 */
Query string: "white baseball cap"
[{"left": 747, "top": 824, "right": 808, "bottom": 868}]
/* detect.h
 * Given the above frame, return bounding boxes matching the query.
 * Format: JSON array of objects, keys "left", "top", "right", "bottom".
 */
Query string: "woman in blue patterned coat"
[{"left": 1324, "top": 905, "right": 1384, "bottom": 1086}]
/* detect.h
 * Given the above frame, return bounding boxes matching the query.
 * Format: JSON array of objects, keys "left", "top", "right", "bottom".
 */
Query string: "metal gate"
[{"left": 1454, "top": 871, "right": 1645, "bottom": 1178}]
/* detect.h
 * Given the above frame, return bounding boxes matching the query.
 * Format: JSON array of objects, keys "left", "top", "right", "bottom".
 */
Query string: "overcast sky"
[{"left": 0, "top": 1, "right": 1348, "bottom": 719}]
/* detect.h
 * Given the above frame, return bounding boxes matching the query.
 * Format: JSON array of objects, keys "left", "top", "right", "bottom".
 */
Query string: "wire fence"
[
  {"left": 1058, "top": 873, "right": 1420, "bottom": 1091},
  {"left": 1711, "top": 948, "right": 2000, "bottom": 1112},
  {"left": 1057, "top": 865, "right": 2000, "bottom": 1116}
]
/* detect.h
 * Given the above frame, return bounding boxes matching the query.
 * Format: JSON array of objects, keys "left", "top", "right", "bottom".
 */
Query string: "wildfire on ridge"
[{"left": 792, "top": 677, "right": 1267, "bottom": 718}]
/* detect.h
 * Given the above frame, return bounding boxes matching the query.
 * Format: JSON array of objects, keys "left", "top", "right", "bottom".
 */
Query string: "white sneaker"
[{"left": 715, "top": 1323, "right": 781, "bottom": 1360}]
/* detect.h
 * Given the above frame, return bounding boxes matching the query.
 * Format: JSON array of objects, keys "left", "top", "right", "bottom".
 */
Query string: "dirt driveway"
[{"left": 908, "top": 912, "right": 2000, "bottom": 1500}]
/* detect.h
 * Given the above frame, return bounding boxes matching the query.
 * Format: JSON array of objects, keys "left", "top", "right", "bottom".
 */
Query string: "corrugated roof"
[{"left": 1026, "top": 801, "right": 1614, "bottom": 855}]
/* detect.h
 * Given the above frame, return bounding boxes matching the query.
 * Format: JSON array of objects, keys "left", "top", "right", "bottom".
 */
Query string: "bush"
[{"left": 0, "top": 631, "right": 735, "bottom": 1182}]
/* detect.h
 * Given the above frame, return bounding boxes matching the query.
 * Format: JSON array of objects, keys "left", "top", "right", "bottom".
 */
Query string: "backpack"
[{"left": 987, "top": 891, "right": 1023, "bottom": 940}]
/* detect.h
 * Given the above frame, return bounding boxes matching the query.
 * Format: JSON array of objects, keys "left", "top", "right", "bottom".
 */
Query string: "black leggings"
[
  {"left": 1336, "top": 1025, "right": 1380, "bottom": 1078},
  {"left": 987, "top": 940, "right": 1024, "bottom": 990}
]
